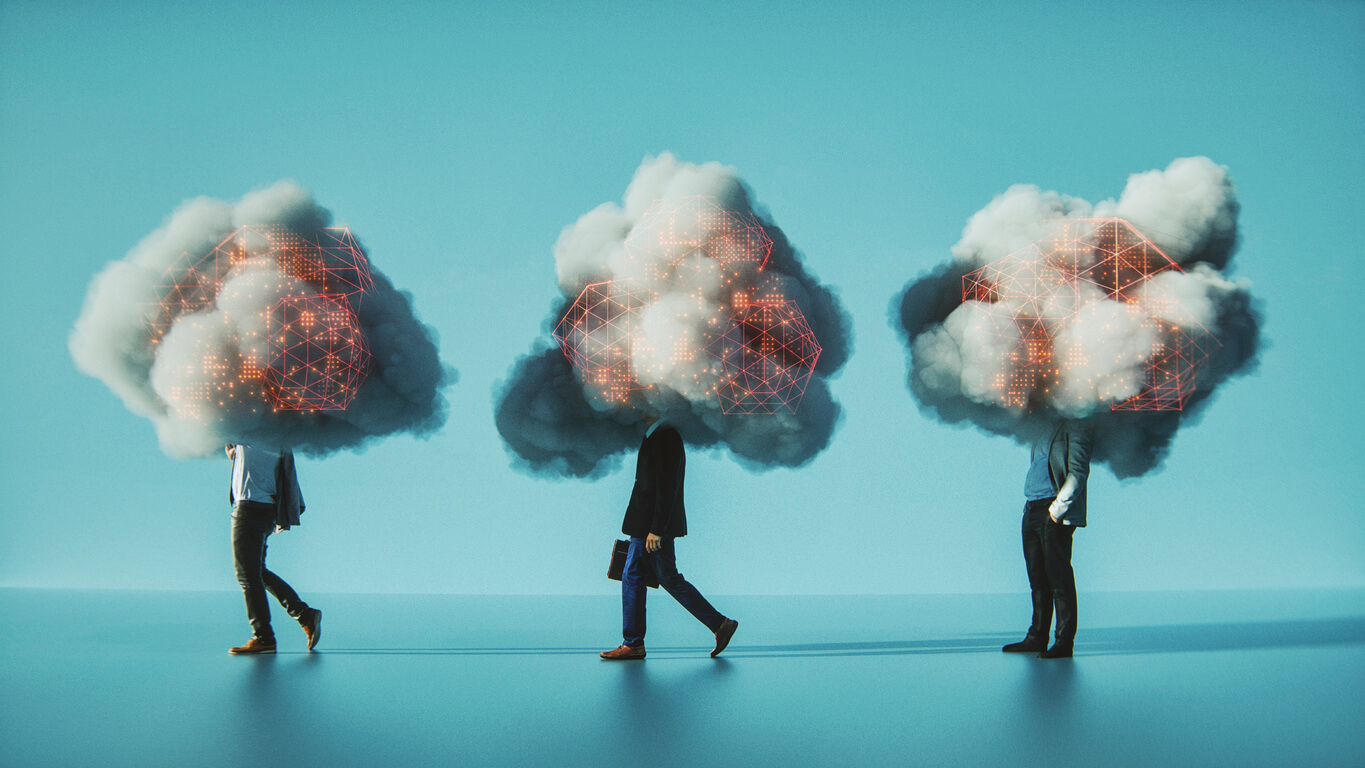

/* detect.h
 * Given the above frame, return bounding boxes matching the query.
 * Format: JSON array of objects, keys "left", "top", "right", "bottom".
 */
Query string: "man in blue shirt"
[
  {"left": 1002, "top": 419, "right": 1093, "bottom": 659},
  {"left": 226, "top": 443, "right": 321, "bottom": 655}
]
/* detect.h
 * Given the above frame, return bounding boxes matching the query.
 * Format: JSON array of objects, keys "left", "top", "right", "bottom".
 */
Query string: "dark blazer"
[
  {"left": 1047, "top": 420, "right": 1094, "bottom": 527},
  {"left": 621, "top": 424, "right": 687, "bottom": 539},
  {"left": 273, "top": 451, "right": 305, "bottom": 531}
]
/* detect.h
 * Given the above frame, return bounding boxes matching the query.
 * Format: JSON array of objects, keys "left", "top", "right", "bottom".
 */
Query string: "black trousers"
[
  {"left": 232, "top": 502, "right": 310, "bottom": 641},
  {"left": 1021, "top": 498, "right": 1077, "bottom": 643}
]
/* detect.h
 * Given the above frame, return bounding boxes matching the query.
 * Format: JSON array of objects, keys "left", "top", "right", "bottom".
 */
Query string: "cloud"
[
  {"left": 496, "top": 153, "right": 852, "bottom": 477},
  {"left": 892, "top": 157, "right": 1262, "bottom": 478},
  {"left": 71, "top": 181, "right": 454, "bottom": 457}
]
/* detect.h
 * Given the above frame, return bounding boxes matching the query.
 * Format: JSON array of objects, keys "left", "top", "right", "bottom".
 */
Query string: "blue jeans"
[{"left": 622, "top": 536, "right": 724, "bottom": 647}]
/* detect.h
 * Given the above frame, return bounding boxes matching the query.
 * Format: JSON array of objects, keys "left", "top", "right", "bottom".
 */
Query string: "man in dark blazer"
[
  {"left": 600, "top": 414, "right": 738, "bottom": 660},
  {"left": 226, "top": 443, "right": 322, "bottom": 655},
  {"left": 1002, "top": 418, "right": 1093, "bottom": 659}
]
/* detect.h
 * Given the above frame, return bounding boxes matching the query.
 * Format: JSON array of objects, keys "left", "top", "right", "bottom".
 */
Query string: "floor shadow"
[
  {"left": 1078, "top": 616, "right": 1365, "bottom": 656},
  {"left": 312, "top": 637, "right": 1016, "bottom": 658},
  {"left": 307, "top": 617, "right": 1365, "bottom": 658}
]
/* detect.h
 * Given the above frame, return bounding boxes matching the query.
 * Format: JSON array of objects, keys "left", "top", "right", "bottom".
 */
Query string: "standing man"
[
  {"left": 600, "top": 413, "right": 738, "bottom": 660},
  {"left": 226, "top": 443, "right": 322, "bottom": 655},
  {"left": 1002, "top": 419, "right": 1093, "bottom": 659}
]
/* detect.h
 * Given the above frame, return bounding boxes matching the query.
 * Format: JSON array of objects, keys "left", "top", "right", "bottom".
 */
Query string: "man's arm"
[
  {"left": 647, "top": 431, "right": 684, "bottom": 550},
  {"left": 1050, "top": 422, "right": 1093, "bottom": 522}
]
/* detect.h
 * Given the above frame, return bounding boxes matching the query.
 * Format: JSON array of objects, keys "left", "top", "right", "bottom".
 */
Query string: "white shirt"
[{"left": 231, "top": 445, "right": 279, "bottom": 505}]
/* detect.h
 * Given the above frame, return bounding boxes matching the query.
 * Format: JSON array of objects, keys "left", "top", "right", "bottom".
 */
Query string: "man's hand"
[
  {"left": 646, "top": 533, "right": 662, "bottom": 553},
  {"left": 1049, "top": 474, "right": 1078, "bottom": 523}
]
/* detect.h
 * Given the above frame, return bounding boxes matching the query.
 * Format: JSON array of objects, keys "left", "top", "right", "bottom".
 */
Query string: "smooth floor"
[{"left": 2, "top": 588, "right": 1362, "bottom": 767}]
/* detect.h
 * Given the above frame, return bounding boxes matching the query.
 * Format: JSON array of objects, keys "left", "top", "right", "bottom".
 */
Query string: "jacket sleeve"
[
  {"left": 274, "top": 451, "right": 305, "bottom": 530},
  {"left": 650, "top": 431, "right": 684, "bottom": 536},
  {"left": 1065, "top": 421, "right": 1094, "bottom": 488}
]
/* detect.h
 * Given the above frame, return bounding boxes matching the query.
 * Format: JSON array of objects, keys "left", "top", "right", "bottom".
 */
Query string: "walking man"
[
  {"left": 600, "top": 414, "right": 738, "bottom": 660},
  {"left": 226, "top": 443, "right": 322, "bottom": 655},
  {"left": 1002, "top": 419, "right": 1093, "bottom": 659}
]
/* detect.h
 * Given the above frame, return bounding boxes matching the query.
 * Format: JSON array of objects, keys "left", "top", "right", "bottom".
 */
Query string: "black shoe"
[
  {"left": 301, "top": 608, "right": 322, "bottom": 651},
  {"left": 1002, "top": 635, "right": 1047, "bottom": 653},
  {"left": 712, "top": 618, "right": 738, "bottom": 658},
  {"left": 1038, "top": 641, "right": 1073, "bottom": 659}
]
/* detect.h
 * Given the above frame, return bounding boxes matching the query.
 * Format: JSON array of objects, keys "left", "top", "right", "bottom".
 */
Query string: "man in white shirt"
[
  {"left": 226, "top": 443, "right": 321, "bottom": 655},
  {"left": 1002, "top": 419, "right": 1093, "bottom": 659}
]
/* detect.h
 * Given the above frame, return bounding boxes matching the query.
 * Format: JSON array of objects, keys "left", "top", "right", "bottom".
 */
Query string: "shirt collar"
[{"left": 645, "top": 420, "right": 663, "bottom": 438}]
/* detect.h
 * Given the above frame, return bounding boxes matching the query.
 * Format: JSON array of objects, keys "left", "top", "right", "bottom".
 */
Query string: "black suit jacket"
[{"left": 621, "top": 425, "right": 687, "bottom": 539}]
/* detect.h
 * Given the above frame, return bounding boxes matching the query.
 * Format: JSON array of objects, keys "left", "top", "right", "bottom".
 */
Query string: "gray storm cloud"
[
  {"left": 71, "top": 181, "right": 454, "bottom": 457},
  {"left": 893, "top": 157, "right": 1263, "bottom": 478},
  {"left": 495, "top": 153, "right": 852, "bottom": 477}
]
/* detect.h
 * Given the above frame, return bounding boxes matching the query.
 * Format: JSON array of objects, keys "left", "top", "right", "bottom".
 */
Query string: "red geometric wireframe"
[
  {"left": 707, "top": 299, "right": 822, "bottom": 414},
  {"left": 962, "top": 218, "right": 1215, "bottom": 411},
  {"left": 624, "top": 196, "right": 772, "bottom": 287},
  {"left": 553, "top": 281, "right": 653, "bottom": 404},
  {"left": 145, "top": 225, "right": 373, "bottom": 339},
  {"left": 554, "top": 196, "right": 822, "bottom": 415},
  {"left": 145, "top": 225, "right": 375, "bottom": 413},
  {"left": 264, "top": 294, "right": 371, "bottom": 411}
]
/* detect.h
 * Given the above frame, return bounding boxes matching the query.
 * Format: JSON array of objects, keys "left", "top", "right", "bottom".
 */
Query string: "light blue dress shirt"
[{"left": 231, "top": 445, "right": 279, "bottom": 505}]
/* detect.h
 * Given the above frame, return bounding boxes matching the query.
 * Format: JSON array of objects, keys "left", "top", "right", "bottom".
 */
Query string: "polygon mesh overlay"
[
  {"left": 707, "top": 300, "right": 821, "bottom": 414},
  {"left": 625, "top": 196, "right": 773, "bottom": 288},
  {"left": 553, "top": 281, "right": 652, "bottom": 405},
  {"left": 264, "top": 294, "right": 371, "bottom": 411},
  {"left": 145, "top": 225, "right": 374, "bottom": 413},
  {"left": 962, "top": 218, "right": 1215, "bottom": 411},
  {"left": 554, "top": 196, "right": 821, "bottom": 414}
]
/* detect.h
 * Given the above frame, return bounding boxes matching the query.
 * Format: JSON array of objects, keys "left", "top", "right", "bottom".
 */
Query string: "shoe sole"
[
  {"left": 711, "top": 619, "right": 738, "bottom": 657},
  {"left": 306, "top": 610, "right": 322, "bottom": 651}
]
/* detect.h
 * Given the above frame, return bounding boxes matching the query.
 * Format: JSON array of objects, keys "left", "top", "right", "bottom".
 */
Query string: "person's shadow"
[
  {"left": 312, "top": 616, "right": 1364, "bottom": 657},
  {"left": 1076, "top": 616, "right": 1365, "bottom": 656}
]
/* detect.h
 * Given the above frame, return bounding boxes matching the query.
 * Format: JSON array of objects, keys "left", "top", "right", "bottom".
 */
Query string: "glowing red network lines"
[
  {"left": 146, "top": 225, "right": 372, "bottom": 338},
  {"left": 961, "top": 218, "right": 1214, "bottom": 412},
  {"left": 145, "top": 225, "right": 374, "bottom": 413},
  {"left": 264, "top": 294, "right": 371, "bottom": 411},
  {"left": 554, "top": 196, "right": 820, "bottom": 415},
  {"left": 707, "top": 299, "right": 821, "bottom": 415},
  {"left": 552, "top": 281, "right": 652, "bottom": 405},
  {"left": 625, "top": 196, "right": 773, "bottom": 286}
]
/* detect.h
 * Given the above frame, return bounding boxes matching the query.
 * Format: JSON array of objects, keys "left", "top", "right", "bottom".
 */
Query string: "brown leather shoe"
[
  {"left": 712, "top": 618, "right": 738, "bottom": 657},
  {"left": 229, "top": 637, "right": 277, "bottom": 655},
  {"left": 301, "top": 609, "right": 322, "bottom": 651},
  {"left": 600, "top": 644, "right": 646, "bottom": 660}
]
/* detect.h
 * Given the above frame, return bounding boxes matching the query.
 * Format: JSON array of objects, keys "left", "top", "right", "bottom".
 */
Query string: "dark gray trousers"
[
  {"left": 232, "top": 501, "right": 309, "bottom": 641},
  {"left": 1021, "top": 498, "right": 1077, "bottom": 643}
]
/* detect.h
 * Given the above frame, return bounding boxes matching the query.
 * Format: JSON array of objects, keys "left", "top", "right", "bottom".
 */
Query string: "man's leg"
[
  {"left": 231, "top": 506, "right": 276, "bottom": 642},
  {"left": 649, "top": 538, "right": 725, "bottom": 633},
  {"left": 261, "top": 553, "right": 322, "bottom": 650},
  {"left": 1042, "top": 519, "right": 1078, "bottom": 647},
  {"left": 261, "top": 564, "right": 310, "bottom": 621},
  {"left": 1021, "top": 501, "right": 1054, "bottom": 639},
  {"left": 1004, "top": 501, "right": 1053, "bottom": 653},
  {"left": 621, "top": 536, "right": 649, "bottom": 647}
]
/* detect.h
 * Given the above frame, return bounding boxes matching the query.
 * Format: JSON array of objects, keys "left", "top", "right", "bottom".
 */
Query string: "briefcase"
[{"left": 608, "top": 539, "right": 659, "bottom": 588}]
